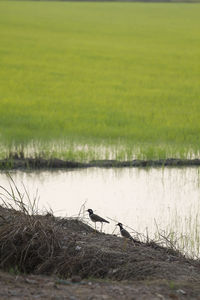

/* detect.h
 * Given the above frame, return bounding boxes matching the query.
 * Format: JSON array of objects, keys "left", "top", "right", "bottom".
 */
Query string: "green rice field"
[{"left": 0, "top": 1, "right": 200, "bottom": 160}]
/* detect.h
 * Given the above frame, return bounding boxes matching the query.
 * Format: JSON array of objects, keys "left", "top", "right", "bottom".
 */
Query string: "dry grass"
[{"left": 0, "top": 204, "right": 197, "bottom": 281}]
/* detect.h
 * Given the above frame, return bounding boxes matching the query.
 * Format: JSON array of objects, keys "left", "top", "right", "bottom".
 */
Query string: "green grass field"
[{"left": 0, "top": 1, "right": 200, "bottom": 160}]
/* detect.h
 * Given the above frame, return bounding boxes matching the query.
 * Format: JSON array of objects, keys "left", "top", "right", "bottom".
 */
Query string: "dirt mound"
[{"left": 0, "top": 206, "right": 200, "bottom": 282}]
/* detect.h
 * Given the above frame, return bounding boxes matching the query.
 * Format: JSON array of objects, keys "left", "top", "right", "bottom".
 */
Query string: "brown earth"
[
  {"left": 0, "top": 206, "right": 200, "bottom": 299},
  {"left": 1, "top": 156, "right": 200, "bottom": 170},
  {"left": 1, "top": 270, "right": 200, "bottom": 300}
]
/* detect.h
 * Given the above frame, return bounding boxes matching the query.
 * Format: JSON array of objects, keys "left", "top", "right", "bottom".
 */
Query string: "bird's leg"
[{"left": 123, "top": 238, "right": 128, "bottom": 250}]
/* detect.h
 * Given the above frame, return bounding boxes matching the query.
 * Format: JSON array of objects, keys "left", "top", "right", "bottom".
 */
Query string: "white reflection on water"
[{"left": 0, "top": 167, "right": 200, "bottom": 254}]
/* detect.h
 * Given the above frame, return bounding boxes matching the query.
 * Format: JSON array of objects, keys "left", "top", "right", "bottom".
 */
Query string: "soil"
[
  {"left": 1, "top": 207, "right": 200, "bottom": 299},
  {"left": 1, "top": 270, "right": 200, "bottom": 300},
  {"left": 1, "top": 157, "right": 200, "bottom": 170}
]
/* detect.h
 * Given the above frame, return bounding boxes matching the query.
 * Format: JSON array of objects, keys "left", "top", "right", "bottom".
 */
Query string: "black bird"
[
  {"left": 116, "top": 223, "right": 134, "bottom": 241},
  {"left": 87, "top": 209, "right": 109, "bottom": 231}
]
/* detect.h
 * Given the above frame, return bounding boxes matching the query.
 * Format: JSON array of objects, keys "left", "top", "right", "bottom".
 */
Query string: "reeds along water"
[{"left": 0, "top": 141, "right": 199, "bottom": 163}]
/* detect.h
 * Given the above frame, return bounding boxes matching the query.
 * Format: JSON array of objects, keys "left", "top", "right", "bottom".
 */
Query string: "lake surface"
[{"left": 1, "top": 167, "right": 200, "bottom": 257}]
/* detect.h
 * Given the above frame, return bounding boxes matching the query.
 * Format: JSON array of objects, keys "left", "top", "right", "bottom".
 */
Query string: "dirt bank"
[
  {"left": 1, "top": 271, "right": 200, "bottom": 300},
  {"left": 0, "top": 206, "right": 200, "bottom": 299},
  {"left": 1, "top": 157, "right": 200, "bottom": 170}
]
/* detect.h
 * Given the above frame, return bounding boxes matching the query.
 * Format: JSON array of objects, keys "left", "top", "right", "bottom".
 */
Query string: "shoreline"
[{"left": 1, "top": 157, "right": 200, "bottom": 170}]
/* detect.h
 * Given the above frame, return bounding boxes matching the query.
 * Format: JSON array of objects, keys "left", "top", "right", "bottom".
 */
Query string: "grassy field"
[{"left": 0, "top": 1, "right": 200, "bottom": 160}]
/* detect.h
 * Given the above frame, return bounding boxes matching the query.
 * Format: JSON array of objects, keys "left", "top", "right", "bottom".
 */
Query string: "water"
[{"left": 1, "top": 167, "right": 200, "bottom": 256}]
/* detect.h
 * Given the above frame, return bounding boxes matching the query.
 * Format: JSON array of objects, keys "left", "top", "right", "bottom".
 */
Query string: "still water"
[{"left": 1, "top": 167, "right": 200, "bottom": 256}]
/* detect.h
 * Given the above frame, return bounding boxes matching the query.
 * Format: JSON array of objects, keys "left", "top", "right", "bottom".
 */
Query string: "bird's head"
[
  {"left": 87, "top": 209, "right": 93, "bottom": 214},
  {"left": 116, "top": 222, "right": 123, "bottom": 227}
]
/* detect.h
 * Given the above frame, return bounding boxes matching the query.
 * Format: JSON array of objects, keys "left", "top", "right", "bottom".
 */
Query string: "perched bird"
[
  {"left": 87, "top": 209, "right": 109, "bottom": 232},
  {"left": 116, "top": 223, "right": 134, "bottom": 241}
]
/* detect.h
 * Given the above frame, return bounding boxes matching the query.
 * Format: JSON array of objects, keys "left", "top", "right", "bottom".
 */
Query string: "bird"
[
  {"left": 116, "top": 223, "right": 134, "bottom": 241},
  {"left": 87, "top": 209, "right": 109, "bottom": 232}
]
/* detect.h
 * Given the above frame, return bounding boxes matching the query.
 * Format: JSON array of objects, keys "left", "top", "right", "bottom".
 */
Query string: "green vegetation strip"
[{"left": 0, "top": 1, "right": 200, "bottom": 160}]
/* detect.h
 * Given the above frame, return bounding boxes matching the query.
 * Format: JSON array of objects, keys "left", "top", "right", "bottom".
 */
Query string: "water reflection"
[{"left": 1, "top": 167, "right": 200, "bottom": 255}]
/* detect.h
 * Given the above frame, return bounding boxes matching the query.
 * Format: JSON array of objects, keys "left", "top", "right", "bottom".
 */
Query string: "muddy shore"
[
  {"left": 0, "top": 206, "right": 200, "bottom": 299},
  {"left": 1, "top": 157, "right": 200, "bottom": 170}
]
